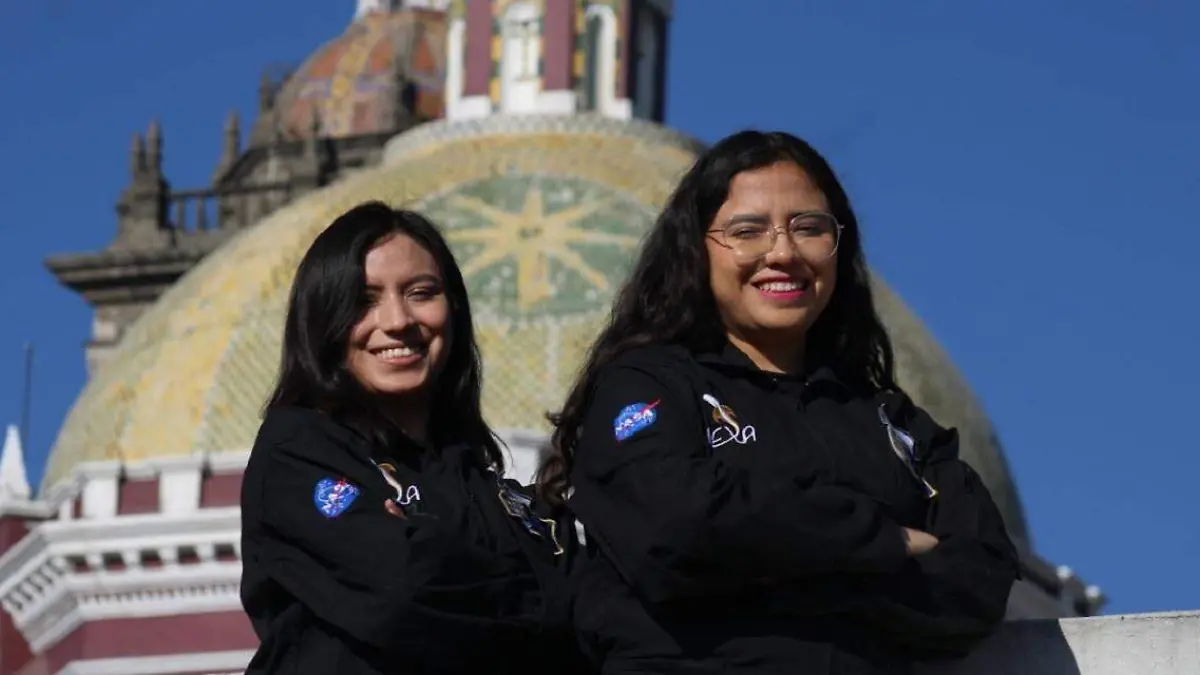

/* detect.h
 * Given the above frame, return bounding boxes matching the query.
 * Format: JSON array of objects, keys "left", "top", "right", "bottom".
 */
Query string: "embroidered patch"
[
  {"left": 375, "top": 462, "right": 422, "bottom": 506},
  {"left": 702, "top": 394, "right": 758, "bottom": 448},
  {"left": 613, "top": 400, "right": 660, "bottom": 441},
  {"left": 497, "top": 482, "right": 564, "bottom": 555},
  {"left": 313, "top": 478, "right": 361, "bottom": 518},
  {"left": 877, "top": 404, "right": 938, "bottom": 499}
]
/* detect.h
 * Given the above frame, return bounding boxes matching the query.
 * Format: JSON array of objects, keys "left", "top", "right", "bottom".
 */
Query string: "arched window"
[
  {"left": 500, "top": 2, "right": 541, "bottom": 113},
  {"left": 581, "top": 14, "right": 603, "bottom": 111},
  {"left": 631, "top": 7, "right": 662, "bottom": 120},
  {"left": 445, "top": 17, "right": 466, "bottom": 112},
  {"left": 582, "top": 4, "right": 617, "bottom": 115}
]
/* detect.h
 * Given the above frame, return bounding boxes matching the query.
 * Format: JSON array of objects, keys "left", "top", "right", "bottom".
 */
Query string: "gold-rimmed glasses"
[{"left": 707, "top": 211, "right": 843, "bottom": 261}]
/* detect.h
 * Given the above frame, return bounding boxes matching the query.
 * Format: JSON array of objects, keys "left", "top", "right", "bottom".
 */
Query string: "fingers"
[
  {"left": 902, "top": 527, "right": 939, "bottom": 556},
  {"left": 384, "top": 499, "right": 407, "bottom": 519}
]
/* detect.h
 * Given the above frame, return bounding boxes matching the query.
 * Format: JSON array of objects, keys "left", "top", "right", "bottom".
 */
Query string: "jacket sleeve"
[
  {"left": 522, "top": 487, "right": 595, "bottom": 675},
  {"left": 568, "top": 361, "right": 910, "bottom": 604},
  {"left": 863, "top": 400, "right": 1020, "bottom": 658},
  {"left": 242, "top": 423, "right": 532, "bottom": 653}
]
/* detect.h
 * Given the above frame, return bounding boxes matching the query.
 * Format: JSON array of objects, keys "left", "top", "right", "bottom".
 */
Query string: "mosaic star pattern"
[{"left": 420, "top": 175, "right": 647, "bottom": 314}]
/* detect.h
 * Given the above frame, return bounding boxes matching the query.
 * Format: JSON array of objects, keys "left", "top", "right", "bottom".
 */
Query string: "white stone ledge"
[
  {"left": 918, "top": 611, "right": 1200, "bottom": 675},
  {"left": 31, "top": 611, "right": 1200, "bottom": 674},
  {"left": 56, "top": 649, "right": 256, "bottom": 675}
]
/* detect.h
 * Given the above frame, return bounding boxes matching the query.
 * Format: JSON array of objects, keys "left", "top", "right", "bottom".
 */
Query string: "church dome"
[
  {"left": 43, "top": 115, "right": 1028, "bottom": 544},
  {"left": 250, "top": 7, "right": 447, "bottom": 143}
]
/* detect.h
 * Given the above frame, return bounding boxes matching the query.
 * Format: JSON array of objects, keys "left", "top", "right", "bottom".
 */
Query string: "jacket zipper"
[{"left": 878, "top": 404, "right": 938, "bottom": 499}]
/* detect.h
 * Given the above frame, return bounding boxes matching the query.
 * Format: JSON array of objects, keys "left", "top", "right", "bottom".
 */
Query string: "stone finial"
[
  {"left": 129, "top": 132, "right": 146, "bottom": 177},
  {"left": 0, "top": 424, "right": 31, "bottom": 502},
  {"left": 146, "top": 119, "right": 163, "bottom": 173},
  {"left": 258, "top": 70, "right": 275, "bottom": 111},
  {"left": 222, "top": 110, "right": 241, "bottom": 160}
]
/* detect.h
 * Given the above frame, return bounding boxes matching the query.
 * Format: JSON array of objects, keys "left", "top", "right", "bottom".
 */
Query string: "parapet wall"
[
  {"left": 920, "top": 611, "right": 1200, "bottom": 675},
  {"left": 46, "top": 611, "right": 1200, "bottom": 675}
]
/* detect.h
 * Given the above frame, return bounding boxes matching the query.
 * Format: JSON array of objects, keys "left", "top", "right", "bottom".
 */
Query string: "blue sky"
[{"left": 1, "top": 0, "right": 1197, "bottom": 615}]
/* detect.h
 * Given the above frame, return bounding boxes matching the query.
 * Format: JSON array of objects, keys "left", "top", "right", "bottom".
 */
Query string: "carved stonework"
[{"left": 44, "top": 5, "right": 450, "bottom": 379}]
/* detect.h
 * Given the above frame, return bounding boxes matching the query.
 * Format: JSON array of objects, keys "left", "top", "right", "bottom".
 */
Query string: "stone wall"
[{"left": 920, "top": 612, "right": 1200, "bottom": 675}]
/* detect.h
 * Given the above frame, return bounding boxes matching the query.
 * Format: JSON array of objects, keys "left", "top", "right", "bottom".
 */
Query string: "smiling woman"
[
  {"left": 705, "top": 161, "right": 843, "bottom": 375},
  {"left": 239, "top": 202, "right": 587, "bottom": 674},
  {"left": 344, "top": 232, "right": 452, "bottom": 434},
  {"left": 541, "top": 130, "right": 1019, "bottom": 674},
  {"left": 264, "top": 202, "right": 475, "bottom": 455}
]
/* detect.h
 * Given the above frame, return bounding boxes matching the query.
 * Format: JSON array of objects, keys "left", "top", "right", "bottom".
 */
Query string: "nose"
[
  {"left": 764, "top": 224, "right": 800, "bottom": 263},
  {"left": 375, "top": 294, "right": 412, "bottom": 332}
]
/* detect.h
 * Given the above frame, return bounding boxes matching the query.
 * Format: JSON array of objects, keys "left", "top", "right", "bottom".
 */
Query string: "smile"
[
  {"left": 752, "top": 278, "right": 810, "bottom": 299},
  {"left": 369, "top": 344, "right": 426, "bottom": 364}
]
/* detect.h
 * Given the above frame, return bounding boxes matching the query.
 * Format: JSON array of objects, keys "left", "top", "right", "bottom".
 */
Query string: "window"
[
  {"left": 501, "top": 2, "right": 541, "bottom": 113},
  {"left": 582, "top": 5, "right": 617, "bottom": 115},
  {"left": 631, "top": 7, "right": 662, "bottom": 120},
  {"left": 581, "top": 14, "right": 603, "bottom": 110}
]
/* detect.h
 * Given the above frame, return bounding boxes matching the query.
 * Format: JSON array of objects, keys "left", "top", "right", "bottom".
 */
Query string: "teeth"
[
  {"left": 757, "top": 281, "right": 804, "bottom": 292},
  {"left": 377, "top": 346, "right": 418, "bottom": 359}
]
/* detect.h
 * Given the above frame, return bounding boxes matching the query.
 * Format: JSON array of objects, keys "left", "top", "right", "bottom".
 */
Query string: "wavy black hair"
[
  {"left": 265, "top": 201, "right": 503, "bottom": 470},
  {"left": 537, "top": 130, "right": 896, "bottom": 504}
]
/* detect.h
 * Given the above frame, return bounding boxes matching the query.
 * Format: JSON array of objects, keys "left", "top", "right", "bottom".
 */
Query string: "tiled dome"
[
  {"left": 43, "top": 115, "right": 1028, "bottom": 543},
  {"left": 252, "top": 8, "right": 447, "bottom": 142}
]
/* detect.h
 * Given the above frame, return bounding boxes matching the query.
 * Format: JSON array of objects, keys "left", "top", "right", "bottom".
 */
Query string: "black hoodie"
[
  {"left": 240, "top": 405, "right": 586, "bottom": 674},
  {"left": 568, "top": 343, "right": 1018, "bottom": 675}
]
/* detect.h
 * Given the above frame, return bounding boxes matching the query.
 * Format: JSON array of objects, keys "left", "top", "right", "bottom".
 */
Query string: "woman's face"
[
  {"left": 346, "top": 234, "right": 452, "bottom": 400},
  {"left": 705, "top": 160, "right": 838, "bottom": 361}
]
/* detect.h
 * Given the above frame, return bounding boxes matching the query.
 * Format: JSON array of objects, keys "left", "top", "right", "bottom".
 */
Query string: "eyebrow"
[
  {"left": 722, "top": 210, "right": 829, "bottom": 226},
  {"left": 723, "top": 213, "right": 771, "bottom": 226},
  {"left": 364, "top": 273, "right": 443, "bottom": 289}
]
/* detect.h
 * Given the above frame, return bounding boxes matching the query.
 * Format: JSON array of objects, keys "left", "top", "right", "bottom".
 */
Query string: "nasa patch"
[
  {"left": 313, "top": 477, "right": 361, "bottom": 519},
  {"left": 613, "top": 400, "right": 660, "bottom": 442}
]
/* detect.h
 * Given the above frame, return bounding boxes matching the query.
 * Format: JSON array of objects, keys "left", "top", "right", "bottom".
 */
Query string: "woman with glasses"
[{"left": 537, "top": 130, "right": 1018, "bottom": 674}]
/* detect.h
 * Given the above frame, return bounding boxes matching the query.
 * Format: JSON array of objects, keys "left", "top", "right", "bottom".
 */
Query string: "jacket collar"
[{"left": 694, "top": 340, "right": 850, "bottom": 393}]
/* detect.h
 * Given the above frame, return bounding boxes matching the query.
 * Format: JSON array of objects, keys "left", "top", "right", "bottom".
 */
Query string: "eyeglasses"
[{"left": 707, "top": 212, "right": 844, "bottom": 261}]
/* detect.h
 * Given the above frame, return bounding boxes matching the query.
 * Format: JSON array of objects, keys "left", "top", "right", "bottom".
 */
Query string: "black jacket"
[
  {"left": 568, "top": 344, "right": 1019, "bottom": 674},
  {"left": 240, "top": 405, "right": 586, "bottom": 674}
]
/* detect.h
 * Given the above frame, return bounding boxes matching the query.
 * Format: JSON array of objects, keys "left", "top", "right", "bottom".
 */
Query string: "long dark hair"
[
  {"left": 266, "top": 201, "right": 503, "bottom": 470},
  {"left": 537, "top": 130, "right": 895, "bottom": 504}
]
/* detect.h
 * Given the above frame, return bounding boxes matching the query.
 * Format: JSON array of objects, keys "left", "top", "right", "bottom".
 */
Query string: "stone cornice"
[
  {"left": 45, "top": 247, "right": 208, "bottom": 274},
  {"left": 0, "top": 499, "right": 54, "bottom": 519},
  {"left": 57, "top": 649, "right": 255, "bottom": 675},
  {"left": 43, "top": 250, "right": 206, "bottom": 304}
]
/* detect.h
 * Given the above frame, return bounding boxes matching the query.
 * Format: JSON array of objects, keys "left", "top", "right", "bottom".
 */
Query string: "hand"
[
  {"left": 902, "top": 527, "right": 939, "bottom": 556},
  {"left": 384, "top": 499, "right": 407, "bottom": 519}
]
